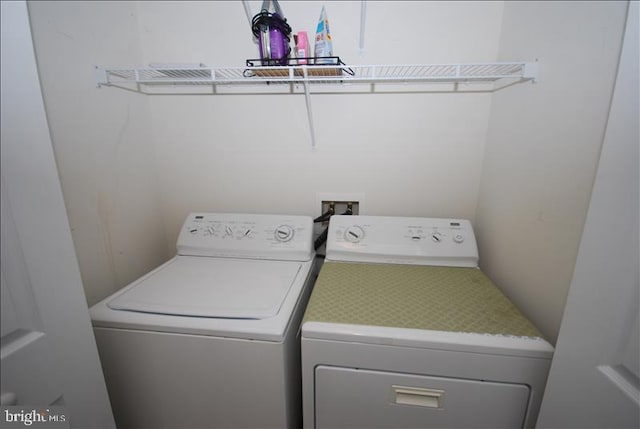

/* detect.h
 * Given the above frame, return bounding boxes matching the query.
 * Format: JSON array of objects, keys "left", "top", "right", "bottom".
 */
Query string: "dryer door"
[
  {"left": 315, "top": 366, "right": 530, "bottom": 428},
  {"left": 108, "top": 257, "right": 302, "bottom": 319}
]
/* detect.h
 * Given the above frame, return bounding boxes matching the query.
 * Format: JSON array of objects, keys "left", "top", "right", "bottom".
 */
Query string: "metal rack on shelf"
[{"left": 93, "top": 60, "right": 539, "bottom": 150}]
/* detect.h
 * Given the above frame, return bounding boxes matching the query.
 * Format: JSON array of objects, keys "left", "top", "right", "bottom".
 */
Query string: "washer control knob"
[
  {"left": 453, "top": 233, "right": 465, "bottom": 243},
  {"left": 275, "top": 225, "right": 294, "bottom": 242},
  {"left": 431, "top": 232, "right": 443, "bottom": 243},
  {"left": 344, "top": 225, "right": 365, "bottom": 243}
]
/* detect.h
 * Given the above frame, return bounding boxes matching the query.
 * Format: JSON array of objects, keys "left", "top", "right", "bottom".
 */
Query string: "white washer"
[
  {"left": 90, "top": 213, "right": 316, "bottom": 429},
  {"left": 301, "top": 215, "right": 554, "bottom": 429}
]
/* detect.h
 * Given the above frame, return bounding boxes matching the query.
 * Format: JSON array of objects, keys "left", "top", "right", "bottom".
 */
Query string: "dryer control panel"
[
  {"left": 327, "top": 215, "right": 478, "bottom": 267},
  {"left": 177, "top": 213, "right": 314, "bottom": 261}
]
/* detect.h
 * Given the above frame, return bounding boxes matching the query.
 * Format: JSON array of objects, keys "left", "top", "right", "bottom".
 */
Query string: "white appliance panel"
[
  {"left": 315, "top": 366, "right": 529, "bottom": 429},
  {"left": 94, "top": 322, "right": 299, "bottom": 428},
  {"left": 303, "top": 322, "right": 553, "bottom": 358},
  {"left": 177, "top": 212, "right": 313, "bottom": 261},
  {"left": 326, "top": 215, "right": 479, "bottom": 267},
  {"left": 91, "top": 257, "right": 314, "bottom": 342},
  {"left": 108, "top": 257, "right": 301, "bottom": 319}
]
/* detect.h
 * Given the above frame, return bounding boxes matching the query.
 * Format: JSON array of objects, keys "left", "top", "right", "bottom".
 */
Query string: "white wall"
[
  {"left": 28, "top": 1, "right": 170, "bottom": 305},
  {"left": 28, "top": 0, "right": 504, "bottom": 301},
  {"left": 475, "top": 0, "right": 628, "bottom": 342},
  {"left": 26, "top": 1, "right": 628, "bottom": 344},
  {"left": 137, "top": 0, "right": 504, "bottom": 254}
]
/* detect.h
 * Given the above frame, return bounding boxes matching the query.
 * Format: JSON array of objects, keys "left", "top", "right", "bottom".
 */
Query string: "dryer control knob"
[
  {"left": 344, "top": 225, "right": 365, "bottom": 243},
  {"left": 453, "top": 233, "right": 465, "bottom": 243},
  {"left": 274, "top": 225, "right": 294, "bottom": 242}
]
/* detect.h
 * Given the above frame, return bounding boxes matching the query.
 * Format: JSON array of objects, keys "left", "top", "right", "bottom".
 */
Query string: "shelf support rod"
[
  {"left": 242, "top": 0, "right": 253, "bottom": 27},
  {"left": 301, "top": 69, "right": 317, "bottom": 151},
  {"left": 359, "top": 0, "right": 367, "bottom": 56}
]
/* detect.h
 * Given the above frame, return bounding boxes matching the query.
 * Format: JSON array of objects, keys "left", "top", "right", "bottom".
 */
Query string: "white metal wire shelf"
[
  {"left": 93, "top": 61, "right": 539, "bottom": 151},
  {"left": 94, "top": 62, "right": 538, "bottom": 91}
]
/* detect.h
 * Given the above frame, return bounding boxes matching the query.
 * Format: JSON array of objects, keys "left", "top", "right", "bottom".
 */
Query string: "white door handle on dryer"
[{"left": 392, "top": 385, "right": 444, "bottom": 409}]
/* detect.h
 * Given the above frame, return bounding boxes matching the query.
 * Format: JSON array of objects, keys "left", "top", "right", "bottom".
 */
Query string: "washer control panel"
[
  {"left": 327, "top": 215, "right": 478, "bottom": 267},
  {"left": 177, "top": 213, "right": 313, "bottom": 261}
]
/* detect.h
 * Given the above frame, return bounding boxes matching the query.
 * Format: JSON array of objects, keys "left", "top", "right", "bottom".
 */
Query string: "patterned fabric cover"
[{"left": 303, "top": 262, "right": 544, "bottom": 339}]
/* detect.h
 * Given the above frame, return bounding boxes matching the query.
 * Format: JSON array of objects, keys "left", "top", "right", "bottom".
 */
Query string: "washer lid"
[{"left": 107, "top": 257, "right": 302, "bottom": 319}]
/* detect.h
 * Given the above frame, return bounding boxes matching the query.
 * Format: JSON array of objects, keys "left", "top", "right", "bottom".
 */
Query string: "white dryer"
[
  {"left": 90, "top": 213, "right": 316, "bottom": 429},
  {"left": 301, "top": 215, "right": 554, "bottom": 429}
]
